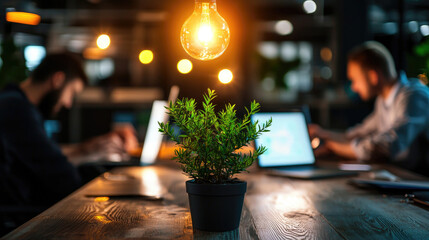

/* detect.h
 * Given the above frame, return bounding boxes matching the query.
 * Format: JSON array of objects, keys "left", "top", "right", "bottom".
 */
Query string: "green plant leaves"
[{"left": 159, "top": 88, "right": 272, "bottom": 184}]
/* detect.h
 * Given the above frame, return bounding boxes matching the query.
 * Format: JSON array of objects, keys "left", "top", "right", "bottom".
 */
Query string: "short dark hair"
[
  {"left": 348, "top": 41, "right": 397, "bottom": 82},
  {"left": 31, "top": 52, "right": 88, "bottom": 84}
]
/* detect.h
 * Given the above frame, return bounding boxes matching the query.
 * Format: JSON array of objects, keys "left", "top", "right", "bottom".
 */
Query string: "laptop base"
[{"left": 266, "top": 167, "right": 357, "bottom": 179}]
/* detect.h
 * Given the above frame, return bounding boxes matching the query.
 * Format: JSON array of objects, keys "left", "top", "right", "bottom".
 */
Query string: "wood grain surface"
[{"left": 3, "top": 163, "right": 429, "bottom": 240}]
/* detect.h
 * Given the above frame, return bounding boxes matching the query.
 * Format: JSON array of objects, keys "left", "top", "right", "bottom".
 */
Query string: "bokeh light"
[
  {"left": 275, "top": 20, "right": 293, "bottom": 36},
  {"left": 139, "top": 50, "right": 154, "bottom": 64},
  {"left": 218, "top": 69, "right": 233, "bottom": 84},
  {"left": 320, "top": 47, "right": 333, "bottom": 62},
  {"left": 177, "top": 59, "right": 193, "bottom": 74},
  {"left": 303, "top": 0, "right": 317, "bottom": 14},
  {"left": 6, "top": 12, "right": 40, "bottom": 25},
  {"left": 420, "top": 25, "right": 429, "bottom": 36},
  {"left": 96, "top": 34, "right": 110, "bottom": 49}
]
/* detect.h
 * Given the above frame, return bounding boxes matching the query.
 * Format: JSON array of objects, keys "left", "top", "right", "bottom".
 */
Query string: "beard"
[
  {"left": 362, "top": 72, "right": 379, "bottom": 101},
  {"left": 37, "top": 88, "right": 63, "bottom": 119}
]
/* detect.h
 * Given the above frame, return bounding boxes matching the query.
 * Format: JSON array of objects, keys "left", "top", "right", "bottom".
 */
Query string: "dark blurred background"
[{"left": 1, "top": 0, "right": 429, "bottom": 143}]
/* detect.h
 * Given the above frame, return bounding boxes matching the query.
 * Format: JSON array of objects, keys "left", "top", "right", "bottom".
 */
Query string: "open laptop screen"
[
  {"left": 140, "top": 85, "right": 179, "bottom": 165},
  {"left": 252, "top": 112, "right": 315, "bottom": 167},
  {"left": 140, "top": 100, "right": 167, "bottom": 165}
]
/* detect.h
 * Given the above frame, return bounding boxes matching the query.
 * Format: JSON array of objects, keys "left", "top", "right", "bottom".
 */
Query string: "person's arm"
[
  {"left": 308, "top": 125, "right": 357, "bottom": 159},
  {"left": 61, "top": 133, "right": 127, "bottom": 165},
  {"left": 308, "top": 124, "right": 348, "bottom": 142},
  {"left": 346, "top": 99, "right": 380, "bottom": 140},
  {"left": 325, "top": 140, "right": 357, "bottom": 159},
  {"left": 61, "top": 125, "right": 138, "bottom": 166},
  {"left": 351, "top": 90, "right": 429, "bottom": 161},
  {"left": 308, "top": 100, "right": 381, "bottom": 159}
]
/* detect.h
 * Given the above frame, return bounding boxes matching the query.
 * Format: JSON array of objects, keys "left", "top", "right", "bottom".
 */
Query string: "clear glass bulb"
[{"left": 181, "top": 0, "right": 230, "bottom": 61}]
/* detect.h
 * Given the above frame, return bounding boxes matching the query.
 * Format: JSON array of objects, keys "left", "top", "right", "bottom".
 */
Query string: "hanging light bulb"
[{"left": 181, "top": 0, "right": 230, "bottom": 61}]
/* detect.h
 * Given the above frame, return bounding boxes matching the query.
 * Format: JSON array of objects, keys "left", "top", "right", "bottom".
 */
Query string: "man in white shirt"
[{"left": 310, "top": 41, "right": 429, "bottom": 173}]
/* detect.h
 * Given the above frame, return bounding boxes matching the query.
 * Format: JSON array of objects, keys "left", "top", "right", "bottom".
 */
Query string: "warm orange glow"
[
  {"left": 177, "top": 59, "right": 193, "bottom": 74},
  {"left": 139, "top": 50, "right": 154, "bottom": 64},
  {"left": 418, "top": 73, "right": 428, "bottom": 85},
  {"left": 218, "top": 69, "right": 233, "bottom": 84},
  {"left": 83, "top": 47, "right": 105, "bottom": 60},
  {"left": 94, "top": 197, "right": 110, "bottom": 202},
  {"left": 320, "top": 47, "right": 332, "bottom": 62},
  {"left": 94, "top": 215, "right": 111, "bottom": 223},
  {"left": 6, "top": 12, "right": 41, "bottom": 25},
  {"left": 198, "top": 24, "right": 214, "bottom": 43},
  {"left": 180, "top": 1, "right": 230, "bottom": 61}
]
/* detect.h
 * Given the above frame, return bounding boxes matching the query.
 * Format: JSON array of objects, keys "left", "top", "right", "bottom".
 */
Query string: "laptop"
[
  {"left": 89, "top": 85, "right": 179, "bottom": 167},
  {"left": 251, "top": 111, "right": 357, "bottom": 179}
]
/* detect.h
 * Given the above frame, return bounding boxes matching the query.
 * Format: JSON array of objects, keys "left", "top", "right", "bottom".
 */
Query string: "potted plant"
[{"left": 159, "top": 89, "right": 271, "bottom": 232}]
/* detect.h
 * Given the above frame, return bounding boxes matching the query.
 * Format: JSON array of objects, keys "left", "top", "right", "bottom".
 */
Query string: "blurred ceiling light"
[
  {"left": 177, "top": 59, "right": 193, "bottom": 74},
  {"left": 320, "top": 66, "right": 332, "bottom": 79},
  {"left": 218, "top": 69, "right": 233, "bottom": 84},
  {"left": 280, "top": 42, "right": 297, "bottom": 61},
  {"left": 298, "top": 42, "right": 312, "bottom": 63},
  {"left": 421, "top": 25, "right": 429, "bottom": 37},
  {"left": 408, "top": 21, "right": 419, "bottom": 34},
  {"left": 303, "top": 0, "right": 317, "bottom": 14},
  {"left": 85, "top": 58, "right": 115, "bottom": 84},
  {"left": 262, "top": 76, "right": 275, "bottom": 92},
  {"left": 139, "top": 50, "right": 154, "bottom": 64},
  {"left": 6, "top": 11, "right": 40, "bottom": 25},
  {"left": 284, "top": 70, "right": 299, "bottom": 90},
  {"left": 181, "top": 0, "right": 230, "bottom": 61},
  {"left": 96, "top": 34, "right": 110, "bottom": 49},
  {"left": 68, "top": 39, "right": 87, "bottom": 52},
  {"left": 382, "top": 22, "right": 397, "bottom": 35},
  {"left": 258, "top": 42, "right": 279, "bottom": 59},
  {"left": 24, "top": 45, "right": 46, "bottom": 70},
  {"left": 275, "top": 20, "right": 293, "bottom": 36},
  {"left": 320, "top": 47, "right": 332, "bottom": 62}
]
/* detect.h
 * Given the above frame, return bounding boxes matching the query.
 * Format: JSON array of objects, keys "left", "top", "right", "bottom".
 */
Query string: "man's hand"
[
  {"left": 113, "top": 124, "right": 139, "bottom": 153},
  {"left": 308, "top": 124, "right": 357, "bottom": 159},
  {"left": 313, "top": 142, "right": 332, "bottom": 157},
  {"left": 308, "top": 123, "right": 333, "bottom": 140},
  {"left": 308, "top": 124, "right": 349, "bottom": 143},
  {"left": 62, "top": 124, "right": 139, "bottom": 166},
  {"left": 325, "top": 140, "right": 357, "bottom": 159},
  {"left": 308, "top": 124, "right": 323, "bottom": 139}
]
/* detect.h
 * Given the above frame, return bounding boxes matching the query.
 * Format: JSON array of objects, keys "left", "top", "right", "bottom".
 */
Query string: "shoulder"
[
  {"left": 0, "top": 87, "right": 30, "bottom": 108},
  {"left": 398, "top": 79, "right": 429, "bottom": 101},
  {"left": 395, "top": 79, "right": 429, "bottom": 115},
  {"left": 0, "top": 90, "right": 41, "bottom": 125}
]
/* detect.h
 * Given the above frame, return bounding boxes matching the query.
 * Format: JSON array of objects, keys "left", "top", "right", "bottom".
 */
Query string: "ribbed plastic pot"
[{"left": 186, "top": 180, "right": 247, "bottom": 232}]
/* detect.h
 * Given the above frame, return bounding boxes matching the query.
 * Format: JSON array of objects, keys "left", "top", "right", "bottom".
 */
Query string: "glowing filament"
[{"left": 198, "top": 25, "right": 214, "bottom": 43}]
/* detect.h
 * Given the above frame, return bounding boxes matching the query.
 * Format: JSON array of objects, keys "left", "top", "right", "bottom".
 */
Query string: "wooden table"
[{"left": 3, "top": 162, "right": 429, "bottom": 240}]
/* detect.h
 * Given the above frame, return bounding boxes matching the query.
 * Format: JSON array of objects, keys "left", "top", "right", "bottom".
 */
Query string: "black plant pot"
[{"left": 186, "top": 180, "right": 247, "bottom": 232}]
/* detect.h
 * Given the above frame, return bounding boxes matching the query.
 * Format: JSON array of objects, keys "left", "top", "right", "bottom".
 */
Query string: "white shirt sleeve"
[
  {"left": 352, "top": 88, "right": 429, "bottom": 161},
  {"left": 346, "top": 98, "right": 380, "bottom": 140}
]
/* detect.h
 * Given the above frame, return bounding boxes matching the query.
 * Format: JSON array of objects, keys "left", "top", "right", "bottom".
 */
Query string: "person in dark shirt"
[
  {"left": 0, "top": 53, "right": 87, "bottom": 207},
  {"left": 0, "top": 53, "right": 138, "bottom": 233}
]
